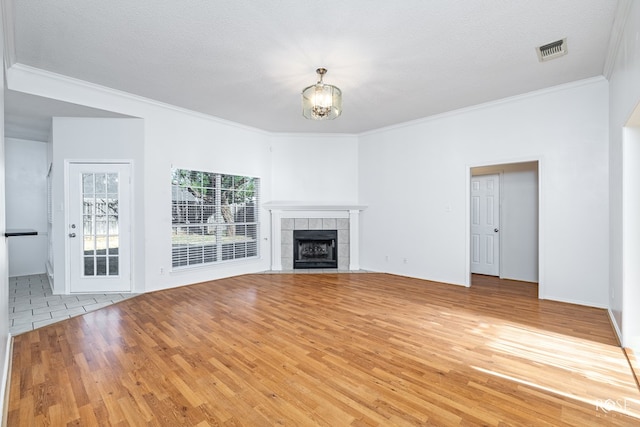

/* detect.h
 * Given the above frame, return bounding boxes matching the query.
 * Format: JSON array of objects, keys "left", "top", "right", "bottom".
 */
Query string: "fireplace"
[
  {"left": 265, "top": 202, "right": 366, "bottom": 271},
  {"left": 293, "top": 229, "right": 338, "bottom": 269}
]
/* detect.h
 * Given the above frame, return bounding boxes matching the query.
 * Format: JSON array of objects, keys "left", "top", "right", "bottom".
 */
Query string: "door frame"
[
  {"left": 64, "top": 159, "right": 134, "bottom": 294},
  {"left": 465, "top": 158, "right": 544, "bottom": 300}
]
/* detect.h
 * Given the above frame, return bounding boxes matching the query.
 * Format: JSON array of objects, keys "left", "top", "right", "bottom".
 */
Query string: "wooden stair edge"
[{"left": 623, "top": 347, "right": 640, "bottom": 391}]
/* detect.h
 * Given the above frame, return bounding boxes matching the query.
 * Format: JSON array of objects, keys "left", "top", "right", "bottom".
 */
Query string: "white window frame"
[{"left": 171, "top": 168, "right": 260, "bottom": 269}]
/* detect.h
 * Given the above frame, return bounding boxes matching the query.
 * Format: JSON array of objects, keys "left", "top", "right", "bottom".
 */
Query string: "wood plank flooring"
[{"left": 6, "top": 273, "right": 640, "bottom": 426}]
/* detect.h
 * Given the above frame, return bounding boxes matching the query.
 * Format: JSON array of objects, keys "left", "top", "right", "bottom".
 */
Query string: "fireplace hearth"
[{"left": 294, "top": 229, "right": 338, "bottom": 269}]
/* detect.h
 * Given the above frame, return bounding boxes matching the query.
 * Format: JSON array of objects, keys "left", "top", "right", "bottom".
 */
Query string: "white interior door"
[
  {"left": 68, "top": 163, "right": 132, "bottom": 293},
  {"left": 471, "top": 174, "right": 500, "bottom": 276}
]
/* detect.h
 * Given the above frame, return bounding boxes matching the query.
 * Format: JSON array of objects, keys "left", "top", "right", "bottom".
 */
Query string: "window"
[{"left": 171, "top": 168, "right": 260, "bottom": 268}]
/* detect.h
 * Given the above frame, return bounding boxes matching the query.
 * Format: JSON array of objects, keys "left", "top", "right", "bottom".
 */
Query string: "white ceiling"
[
  {"left": 5, "top": 90, "right": 131, "bottom": 142},
  {"left": 5, "top": 0, "right": 620, "bottom": 135}
]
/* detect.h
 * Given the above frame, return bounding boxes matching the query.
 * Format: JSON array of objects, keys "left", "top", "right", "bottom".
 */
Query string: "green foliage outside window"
[{"left": 171, "top": 168, "right": 260, "bottom": 268}]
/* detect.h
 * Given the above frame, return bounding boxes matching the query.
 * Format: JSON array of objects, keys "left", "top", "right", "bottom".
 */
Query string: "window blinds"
[{"left": 171, "top": 169, "right": 260, "bottom": 268}]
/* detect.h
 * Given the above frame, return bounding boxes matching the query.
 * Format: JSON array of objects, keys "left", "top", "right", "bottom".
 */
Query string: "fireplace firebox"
[{"left": 293, "top": 230, "right": 338, "bottom": 269}]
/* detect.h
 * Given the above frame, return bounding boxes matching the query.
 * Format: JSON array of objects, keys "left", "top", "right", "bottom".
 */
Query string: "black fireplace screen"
[{"left": 293, "top": 229, "right": 338, "bottom": 269}]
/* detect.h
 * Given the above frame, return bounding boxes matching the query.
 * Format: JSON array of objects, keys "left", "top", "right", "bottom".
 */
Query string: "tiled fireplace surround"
[{"left": 267, "top": 204, "right": 365, "bottom": 271}]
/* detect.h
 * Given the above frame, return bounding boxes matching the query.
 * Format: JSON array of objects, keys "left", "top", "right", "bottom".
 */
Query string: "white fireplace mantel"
[{"left": 264, "top": 202, "right": 367, "bottom": 271}]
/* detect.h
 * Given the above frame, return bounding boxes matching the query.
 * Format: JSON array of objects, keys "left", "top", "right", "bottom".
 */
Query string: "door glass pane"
[
  {"left": 95, "top": 173, "right": 107, "bottom": 195},
  {"left": 83, "top": 235, "right": 95, "bottom": 254},
  {"left": 82, "top": 172, "right": 119, "bottom": 277},
  {"left": 84, "top": 257, "right": 94, "bottom": 276},
  {"left": 109, "top": 256, "right": 119, "bottom": 275},
  {"left": 96, "top": 256, "right": 107, "bottom": 275},
  {"left": 107, "top": 173, "right": 118, "bottom": 194},
  {"left": 83, "top": 174, "right": 94, "bottom": 196},
  {"left": 108, "top": 236, "right": 119, "bottom": 254}
]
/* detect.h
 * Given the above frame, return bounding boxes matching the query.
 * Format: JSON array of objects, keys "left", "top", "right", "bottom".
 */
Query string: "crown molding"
[
  {"left": 7, "top": 62, "right": 272, "bottom": 136},
  {"left": 1, "top": 0, "right": 16, "bottom": 71},
  {"left": 8, "top": 63, "right": 360, "bottom": 139},
  {"left": 6, "top": 66, "right": 609, "bottom": 141},
  {"left": 359, "top": 76, "right": 607, "bottom": 137},
  {"left": 603, "top": 0, "right": 633, "bottom": 79},
  {"left": 269, "top": 132, "right": 358, "bottom": 138}
]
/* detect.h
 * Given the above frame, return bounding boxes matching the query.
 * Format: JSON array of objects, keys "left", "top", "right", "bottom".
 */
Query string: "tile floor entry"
[
  {"left": 9, "top": 271, "right": 367, "bottom": 335},
  {"left": 9, "top": 274, "right": 137, "bottom": 335}
]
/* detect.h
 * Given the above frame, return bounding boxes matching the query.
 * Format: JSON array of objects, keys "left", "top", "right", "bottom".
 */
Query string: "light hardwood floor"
[{"left": 6, "top": 273, "right": 640, "bottom": 426}]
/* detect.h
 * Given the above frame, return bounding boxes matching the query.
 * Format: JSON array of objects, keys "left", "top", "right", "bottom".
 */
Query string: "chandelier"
[{"left": 301, "top": 68, "right": 342, "bottom": 120}]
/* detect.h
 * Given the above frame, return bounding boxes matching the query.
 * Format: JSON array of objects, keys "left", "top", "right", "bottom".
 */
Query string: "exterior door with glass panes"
[{"left": 68, "top": 163, "right": 132, "bottom": 293}]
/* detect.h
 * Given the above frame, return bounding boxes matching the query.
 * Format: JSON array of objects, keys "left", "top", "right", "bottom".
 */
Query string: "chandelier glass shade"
[{"left": 301, "top": 68, "right": 342, "bottom": 120}]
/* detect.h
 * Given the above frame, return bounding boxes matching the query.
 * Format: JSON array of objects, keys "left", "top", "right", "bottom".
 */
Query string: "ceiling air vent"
[{"left": 536, "top": 38, "right": 567, "bottom": 62}]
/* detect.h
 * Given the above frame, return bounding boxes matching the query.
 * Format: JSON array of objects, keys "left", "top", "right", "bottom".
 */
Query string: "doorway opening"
[{"left": 469, "top": 161, "right": 539, "bottom": 287}]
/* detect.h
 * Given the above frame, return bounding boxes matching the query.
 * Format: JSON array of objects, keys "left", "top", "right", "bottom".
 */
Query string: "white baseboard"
[
  {"left": 539, "top": 293, "right": 608, "bottom": 309},
  {"left": 608, "top": 308, "right": 623, "bottom": 346}
]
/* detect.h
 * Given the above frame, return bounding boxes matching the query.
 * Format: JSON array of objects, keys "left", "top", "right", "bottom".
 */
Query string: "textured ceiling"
[
  {"left": 7, "top": 0, "right": 620, "bottom": 134},
  {"left": 5, "top": 90, "right": 130, "bottom": 142}
]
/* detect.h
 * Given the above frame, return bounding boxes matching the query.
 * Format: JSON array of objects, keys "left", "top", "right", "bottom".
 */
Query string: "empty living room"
[{"left": 1, "top": 1, "right": 640, "bottom": 425}]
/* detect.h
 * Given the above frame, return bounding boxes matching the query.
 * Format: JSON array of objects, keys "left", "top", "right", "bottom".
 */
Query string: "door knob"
[
  {"left": 69, "top": 233, "right": 76, "bottom": 238},
  {"left": 494, "top": 228, "right": 499, "bottom": 232}
]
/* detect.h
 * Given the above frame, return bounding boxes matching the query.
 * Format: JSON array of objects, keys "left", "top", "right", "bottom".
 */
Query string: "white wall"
[
  {"left": 5, "top": 138, "right": 48, "bottom": 276},
  {"left": 472, "top": 162, "right": 538, "bottom": 283},
  {"left": 359, "top": 78, "right": 609, "bottom": 307},
  {"left": 46, "top": 135, "right": 53, "bottom": 281},
  {"left": 622, "top": 126, "right": 640, "bottom": 352},
  {"left": 0, "top": 7, "right": 10, "bottom": 415},
  {"left": 10, "top": 68, "right": 275, "bottom": 292},
  {"left": 8, "top": 65, "right": 366, "bottom": 293},
  {"left": 608, "top": 0, "right": 640, "bottom": 352},
  {"left": 143, "top": 108, "right": 275, "bottom": 290},
  {"left": 51, "top": 118, "right": 145, "bottom": 294},
  {"left": 5, "top": 63, "right": 613, "bottom": 310},
  {"left": 269, "top": 134, "right": 359, "bottom": 203}
]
